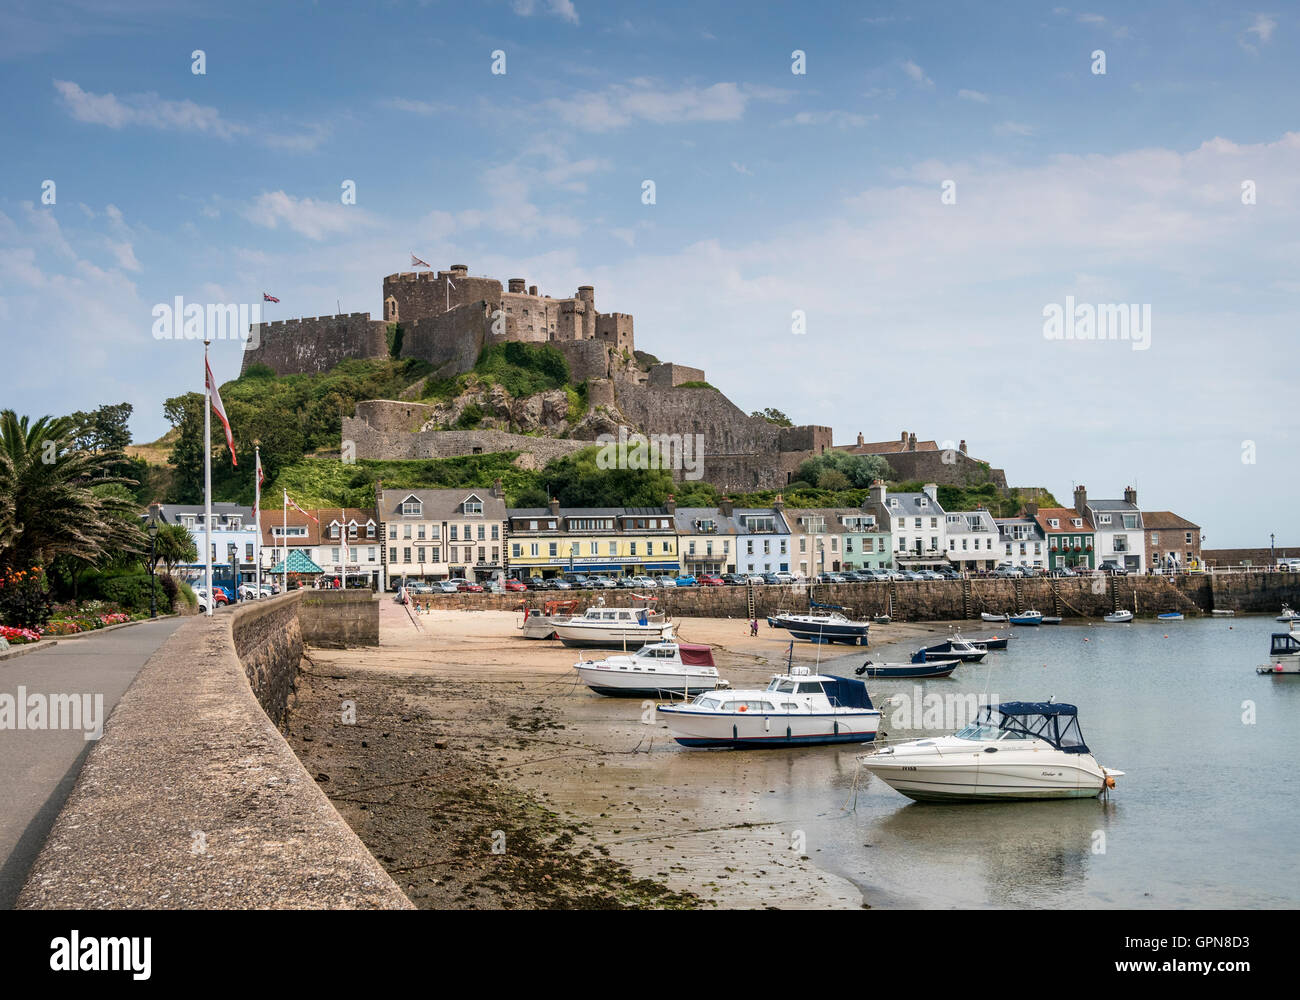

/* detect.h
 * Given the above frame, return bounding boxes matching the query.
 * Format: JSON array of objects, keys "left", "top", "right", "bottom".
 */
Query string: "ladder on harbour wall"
[
  {"left": 962, "top": 578, "right": 972, "bottom": 619},
  {"left": 746, "top": 582, "right": 756, "bottom": 621},
  {"left": 889, "top": 580, "right": 899, "bottom": 621},
  {"left": 1013, "top": 578, "right": 1024, "bottom": 614},
  {"left": 1050, "top": 579, "right": 1062, "bottom": 617},
  {"left": 1109, "top": 576, "right": 1121, "bottom": 613}
]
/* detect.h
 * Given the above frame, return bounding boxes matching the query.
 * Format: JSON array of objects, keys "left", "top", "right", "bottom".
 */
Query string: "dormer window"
[
  {"left": 889, "top": 499, "right": 898, "bottom": 508},
  {"left": 462, "top": 495, "right": 484, "bottom": 516},
  {"left": 1071, "top": 519, "right": 1082, "bottom": 528},
  {"left": 401, "top": 496, "right": 422, "bottom": 517},
  {"left": 1048, "top": 519, "right": 1059, "bottom": 529},
  {"left": 366, "top": 521, "right": 376, "bottom": 538},
  {"left": 919, "top": 498, "right": 927, "bottom": 508}
]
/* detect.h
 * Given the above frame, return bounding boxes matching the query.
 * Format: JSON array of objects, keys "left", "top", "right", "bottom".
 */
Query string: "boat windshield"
[
  {"left": 767, "top": 679, "right": 798, "bottom": 693},
  {"left": 693, "top": 695, "right": 724, "bottom": 710},
  {"left": 954, "top": 722, "right": 1002, "bottom": 741}
]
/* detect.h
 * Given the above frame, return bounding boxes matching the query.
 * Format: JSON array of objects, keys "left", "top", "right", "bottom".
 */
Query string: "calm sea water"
[{"left": 748, "top": 616, "right": 1300, "bottom": 908}]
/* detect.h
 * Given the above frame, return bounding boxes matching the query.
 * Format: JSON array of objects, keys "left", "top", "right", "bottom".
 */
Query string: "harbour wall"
[
  {"left": 414, "top": 572, "right": 1300, "bottom": 621},
  {"left": 17, "top": 591, "right": 408, "bottom": 910}
]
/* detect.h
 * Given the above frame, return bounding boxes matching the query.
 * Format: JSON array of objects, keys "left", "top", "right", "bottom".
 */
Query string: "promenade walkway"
[{"left": 0, "top": 617, "right": 185, "bottom": 908}]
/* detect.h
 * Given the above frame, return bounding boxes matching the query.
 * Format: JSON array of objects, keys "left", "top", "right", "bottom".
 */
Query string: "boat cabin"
[
  {"left": 964, "top": 702, "right": 1091, "bottom": 753},
  {"left": 1269, "top": 632, "right": 1300, "bottom": 657},
  {"left": 577, "top": 608, "right": 651, "bottom": 624},
  {"left": 629, "top": 642, "right": 715, "bottom": 666}
]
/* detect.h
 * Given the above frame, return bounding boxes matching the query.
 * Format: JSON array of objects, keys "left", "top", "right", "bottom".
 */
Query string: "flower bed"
[
  {"left": 3, "top": 601, "right": 140, "bottom": 642},
  {"left": 0, "top": 625, "right": 41, "bottom": 644}
]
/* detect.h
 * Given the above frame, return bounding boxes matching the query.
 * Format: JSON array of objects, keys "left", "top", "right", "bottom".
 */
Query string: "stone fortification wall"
[{"left": 240, "top": 313, "right": 388, "bottom": 376}]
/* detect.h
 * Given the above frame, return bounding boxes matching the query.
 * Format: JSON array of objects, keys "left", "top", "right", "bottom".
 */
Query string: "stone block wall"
[
  {"left": 880, "top": 449, "right": 1008, "bottom": 489},
  {"left": 299, "top": 590, "right": 380, "bottom": 647},
  {"left": 400, "top": 301, "right": 493, "bottom": 374},
  {"left": 383, "top": 270, "right": 501, "bottom": 325},
  {"left": 648, "top": 363, "right": 705, "bottom": 388},
  {"left": 240, "top": 313, "right": 389, "bottom": 377}
]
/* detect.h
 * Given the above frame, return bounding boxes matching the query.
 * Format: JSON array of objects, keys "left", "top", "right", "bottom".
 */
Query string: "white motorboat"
[
  {"left": 1008, "top": 610, "right": 1043, "bottom": 626},
  {"left": 770, "top": 610, "right": 871, "bottom": 645},
  {"left": 656, "top": 666, "right": 881, "bottom": 748},
  {"left": 1103, "top": 609, "right": 1133, "bottom": 623},
  {"left": 1258, "top": 626, "right": 1300, "bottom": 675},
  {"left": 1276, "top": 604, "right": 1300, "bottom": 623},
  {"left": 981, "top": 612, "right": 1009, "bottom": 623},
  {"left": 575, "top": 641, "right": 728, "bottom": 697},
  {"left": 1211, "top": 609, "right": 1235, "bottom": 617},
  {"left": 553, "top": 606, "right": 675, "bottom": 648},
  {"left": 857, "top": 700, "right": 1124, "bottom": 802}
]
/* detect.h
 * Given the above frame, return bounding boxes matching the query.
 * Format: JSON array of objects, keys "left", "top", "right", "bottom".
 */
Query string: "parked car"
[
  {"left": 673, "top": 574, "right": 697, "bottom": 587},
  {"left": 720, "top": 573, "right": 748, "bottom": 586},
  {"left": 456, "top": 581, "right": 484, "bottom": 593},
  {"left": 524, "top": 576, "right": 548, "bottom": 590},
  {"left": 236, "top": 583, "right": 273, "bottom": 600},
  {"left": 616, "top": 576, "right": 641, "bottom": 588},
  {"left": 1099, "top": 561, "right": 1129, "bottom": 575},
  {"left": 1050, "top": 566, "right": 1077, "bottom": 577},
  {"left": 562, "top": 574, "right": 591, "bottom": 588},
  {"left": 432, "top": 580, "right": 456, "bottom": 593},
  {"left": 406, "top": 581, "right": 435, "bottom": 594},
  {"left": 587, "top": 576, "right": 618, "bottom": 589},
  {"left": 698, "top": 573, "right": 724, "bottom": 586},
  {"left": 551, "top": 579, "right": 573, "bottom": 589},
  {"left": 504, "top": 579, "right": 527, "bottom": 592}
]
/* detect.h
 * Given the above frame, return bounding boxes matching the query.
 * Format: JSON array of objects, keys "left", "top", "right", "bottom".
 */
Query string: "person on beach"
[{"left": 750, "top": 619, "right": 759, "bottom": 636}]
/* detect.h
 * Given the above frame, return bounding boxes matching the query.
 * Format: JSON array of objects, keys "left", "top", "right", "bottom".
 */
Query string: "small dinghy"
[
  {"left": 981, "top": 612, "right": 1009, "bottom": 623},
  {"left": 1156, "top": 611, "right": 1184, "bottom": 621},
  {"left": 1103, "top": 609, "right": 1134, "bottom": 623},
  {"left": 926, "top": 633, "right": 1009, "bottom": 653},
  {"left": 1212, "top": 609, "right": 1235, "bottom": 617},
  {"left": 1041, "top": 616, "right": 1063, "bottom": 625},
  {"left": 1277, "top": 604, "right": 1300, "bottom": 623},
  {"left": 873, "top": 614, "right": 893, "bottom": 624},
  {"left": 855, "top": 658, "right": 958, "bottom": 679}
]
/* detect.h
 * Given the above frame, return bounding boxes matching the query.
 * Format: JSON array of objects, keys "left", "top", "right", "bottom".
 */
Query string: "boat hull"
[
  {"left": 859, "top": 660, "right": 957, "bottom": 679},
  {"left": 787, "top": 630, "right": 867, "bottom": 645},
  {"left": 860, "top": 753, "right": 1113, "bottom": 802},
  {"left": 658, "top": 706, "right": 880, "bottom": 749},
  {"left": 575, "top": 664, "right": 719, "bottom": 697},
  {"left": 556, "top": 624, "right": 675, "bottom": 648},
  {"left": 771, "top": 615, "right": 870, "bottom": 644}
]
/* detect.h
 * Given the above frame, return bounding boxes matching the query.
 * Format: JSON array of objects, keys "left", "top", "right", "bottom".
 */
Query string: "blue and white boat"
[
  {"left": 855, "top": 658, "right": 959, "bottom": 679},
  {"left": 1008, "top": 610, "right": 1043, "bottom": 626},
  {"left": 912, "top": 638, "right": 986, "bottom": 664},
  {"left": 769, "top": 610, "right": 871, "bottom": 645},
  {"left": 1156, "top": 611, "right": 1184, "bottom": 621},
  {"left": 657, "top": 665, "right": 880, "bottom": 748}
]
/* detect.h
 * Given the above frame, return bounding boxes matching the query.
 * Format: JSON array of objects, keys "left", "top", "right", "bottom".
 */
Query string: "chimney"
[
  {"left": 908, "top": 433, "right": 918, "bottom": 452},
  {"left": 719, "top": 495, "right": 733, "bottom": 518},
  {"left": 450, "top": 264, "right": 468, "bottom": 277},
  {"left": 492, "top": 478, "right": 504, "bottom": 499},
  {"left": 665, "top": 494, "right": 677, "bottom": 515},
  {"left": 856, "top": 432, "right": 864, "bottom": 447},
  {"left": 548, "top": 497, "right": 560, "bottom": 516},
  {"left": 1024, "top": 501, "right": 1039, "bottom": 519},
  {"left": 1074, "top": 485, "right": 1088, "bottom": 515},
  {"left": 1124, "top": 485, "right": 1137, "bottom": 506},
  {"left": 922, "top": 483, "right": 938, "bottom": 503},
  {"left": 901, "top": 430, "right": 908, "bottom": 444},
  {"left": 867, "top": 479, "right": 886, "bottom": 508},
  {"left": 528, "top": 285, "right": 538, "bottom": 296},
  {"left": 959, "top": 439, "right": 967, "bottom": 455},
  {"left": 772, "top": 493, "right": 785, "bottom": 512},
  {"left": 508, "top": 278, "right": 525, "bottom": 293}
]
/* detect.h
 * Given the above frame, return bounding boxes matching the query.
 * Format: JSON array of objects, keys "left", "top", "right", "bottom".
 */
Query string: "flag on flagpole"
[
  {"left": 263, "top": 292, "right": 280, "bottom": 303},
  {"left": 256, "top": 451, "right": 265, "bottom": 488},
  {"left": 286, "top": 492, "right": 319, "bottom": 523},
  {"left": 205, "top": 357, "right": 237, "bottom": 467},
  {"left": 410, "top": 253, "right": 431, "bottom": 268}
]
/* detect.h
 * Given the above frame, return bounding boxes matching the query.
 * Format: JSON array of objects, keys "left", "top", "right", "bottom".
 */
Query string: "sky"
[{"left": 0, "top": 0, "right": 1295, "bottom": 546}]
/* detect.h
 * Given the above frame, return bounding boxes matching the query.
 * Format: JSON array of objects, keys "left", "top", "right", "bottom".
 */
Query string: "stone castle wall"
[
  {"left": 240, "top": 313, "right": 389, "bottom": 377},
  {"left": 648, "top": 363, "right": 706, "bottom": 388},
  {"left": 880, "top": 450, "right": 1008, "bottom": 489},
  {"left": 400, "top": 301, "right": 494, "bottom": 374},
  {"left": 343, "top": 415, "right": 589, "bottom": 464}
]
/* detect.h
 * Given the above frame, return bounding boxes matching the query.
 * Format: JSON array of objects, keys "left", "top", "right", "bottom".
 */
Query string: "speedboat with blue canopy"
[{"left": 857, "top": 700, "right": 1123, "bottom": 802}]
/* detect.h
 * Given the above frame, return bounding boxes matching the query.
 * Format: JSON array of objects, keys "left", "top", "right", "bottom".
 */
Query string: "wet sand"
[{"left": 288, "top": 598, "right": 966, "bottom": 909}]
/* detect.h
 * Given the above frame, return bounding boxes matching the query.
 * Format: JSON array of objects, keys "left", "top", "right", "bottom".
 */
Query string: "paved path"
[{"left": 0, "top": 617, "right": 185, "bottom": 908}]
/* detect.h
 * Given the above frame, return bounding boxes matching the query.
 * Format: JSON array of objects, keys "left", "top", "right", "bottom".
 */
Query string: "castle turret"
[{"left": 508, "top": 278, "right": 526, "bottom": 293}]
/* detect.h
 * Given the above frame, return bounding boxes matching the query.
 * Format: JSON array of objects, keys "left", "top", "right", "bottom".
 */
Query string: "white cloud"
[
  {"left": 243, "top": 191, "right": 374, "bottom": 241},
  {"left": 782, "top": 110, "right": 875, "bottom": 128},
  {"left": 546, "top": 81, "right": 769, "bottom": 131},
  {"left": 1241, "top": 13, "right": 1277, "bottom": 50},
  {"left": 512, "top": 0, "right": 579, "bottom": 24},
  {"left": 958, "top": 89, "right": 990, "bottom": 103},
  {"left": 994, "top": 120, "right": 1035, "bottom": 136},
  {"left": 53, "top": 80, "right": 329, "bottom": 151},
  {"left": 731, "top": 162, "right": 753, "bottom": 176},
  {"left": 902, "top": 60, "right": 934, "bottom": 89}
]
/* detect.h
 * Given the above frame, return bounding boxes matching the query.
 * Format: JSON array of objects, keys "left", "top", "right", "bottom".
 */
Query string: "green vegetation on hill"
[
  {"left": 418, "top": 342, "right": 572, "bottom": 406},
  {"left": 892, "top": 481, "right": 1059, "bottom": 518},
  {"left": 674, "top": 380, "right": 716, "bottom": 390}
]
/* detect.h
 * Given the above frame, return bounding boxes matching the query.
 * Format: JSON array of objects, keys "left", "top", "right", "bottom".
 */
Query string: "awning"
[{"left": 269, "top": 550, "right": 324, "bottom": 574}]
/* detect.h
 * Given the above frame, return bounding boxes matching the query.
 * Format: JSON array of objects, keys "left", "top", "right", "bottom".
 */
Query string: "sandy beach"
[{"left": 287, "top": 597, "right": 964, "bottom": 909}]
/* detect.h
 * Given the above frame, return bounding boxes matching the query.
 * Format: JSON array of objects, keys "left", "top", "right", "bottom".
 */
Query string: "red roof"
[{"left": 1034, "top": 507, "right": 1092, "bottom": 533}]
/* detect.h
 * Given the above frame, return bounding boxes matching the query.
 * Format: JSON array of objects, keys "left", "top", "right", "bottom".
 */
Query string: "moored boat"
[
  {"left": 981, "top": 612, "right": 1009, "bottom": 623},
  {"left": 554, "top": 606, "right": 675, "bottom": 648},
  {"left": 1103, "top": 609, "right": 1134, "bottom": 623},
  {"left": 1277, "top": 604, "right": 1300, "bottom": 623},
  {"left": 770, "top": 610, "right": 871, "bottom": 645},
  {"left": 855, "top": 658, "right": 959, "bottom": 679},
  {"left": 657, "top": 666, "right": 880, "bottom": 748},
  {"left": 913, "top": 637, "right": 985, "bottom": 664},
  {"left": 1041, "top": 616, "right": 1063, "bottom": 625},
  {"left": 922, "top": 632, "right": 1008, "bottom": 654},
  {"left": 1009, "top": 610, "right": 1043, "bottom": 626},
  {"left": 1211, "top": 609, "right": 1235, "bottom": 617},
  {"left": 575, "top": 641, "right": 727, "bottom": 697},
  {"left": 1257, "top": 627, "right": 1300, "bottom": 675},
  {"left": 857, "top": 700, "right": 1124, "bottom": 802},
  {"left": 1156, "top": 611, "right": 1184, "bottom": 621}
]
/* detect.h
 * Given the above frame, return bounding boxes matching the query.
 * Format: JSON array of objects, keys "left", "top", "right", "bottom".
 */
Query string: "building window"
[
  {"left": 432, "top": 546, "right": 440, "bottom": 562},
  {"left": 403, "top": 547, "right": 411, "bottom": 563},
  {"left": 548, "top": 543, "right": 558, "bottom": 557},
  {"left": 401, "top": 500, "right": 421, "bottom": 517},
  {"left": 417, "top": 547, "right": 425, "bottom": 562},
  {"left": 512, "top": 544, "right": 522, "bottom": 558},
  {"left": 389, "top": 547, "right": 397, "bottom": 563},
  {"left": 491, "top": 524, "right": 499, "bottom": 540}
]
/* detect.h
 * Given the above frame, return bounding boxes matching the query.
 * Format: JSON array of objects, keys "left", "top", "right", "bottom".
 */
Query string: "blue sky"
[{"left": 1, "top": 1, "right": 1295, "bottom": 545}]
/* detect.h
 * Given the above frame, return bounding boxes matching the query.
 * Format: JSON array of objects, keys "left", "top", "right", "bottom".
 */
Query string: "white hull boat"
[
  {"left": 1258, "top": 628, "right": 1300, "bottom": 675},
  {"left": 1103, "top": 609, "right": 1133, "bottom": 623},
  {"left": 657, "top": 667, "right": 880, "bottom": 749},
  {"left": 981, "top": 612, "right": 1009, "bottom": 623},
  {"left": 858, "top": 701, "right": 1123, "bottom": 802},
  {"left": 575, "top": 642, "right": 726, "bottom": 697},
  {"left": 554, "top": 606, "right": 674, "bottom": 648},
  {"left": 1277, "top": 605, "right": 1300, "bottom": 623},
  {"left": 1211, "top": 609, "right": 1235, "bottom": 617}
]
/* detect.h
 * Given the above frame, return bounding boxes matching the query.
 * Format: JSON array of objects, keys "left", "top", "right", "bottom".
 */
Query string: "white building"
[
  {"left": 1076, "top": 485, "right": 1145, "bottom": 573},
  {"left": 734, "top": 505, "right": 792, "bottom": 576},
  {"left": 885, "top": 483, "right": 950, "bottom": 568},
  {"left": 995, "top": 516, "right": 1048, "bottom": 570},
  {"left": 944, "top": 508, "right": 1000, "bottom": 572}
]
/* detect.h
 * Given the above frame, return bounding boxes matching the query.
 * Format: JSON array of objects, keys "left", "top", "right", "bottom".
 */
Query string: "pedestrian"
[{"left": 750, "top": 618, "right": 759, "bottom": 636}]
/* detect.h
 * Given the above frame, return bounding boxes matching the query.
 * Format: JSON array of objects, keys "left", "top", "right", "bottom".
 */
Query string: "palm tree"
[{"left": 0, "top": 410, "right": 143, "bottom": 570}]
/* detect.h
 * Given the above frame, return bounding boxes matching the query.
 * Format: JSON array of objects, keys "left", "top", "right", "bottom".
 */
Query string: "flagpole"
[
  {"left": 204, "top": 340, "right": 213, "bottom": 617},
  {"left": 254, "top": 444, "right": 262, "bottom": 599},
  {"left": 283, "top": 489, "right": 289, "bottom": 594}
]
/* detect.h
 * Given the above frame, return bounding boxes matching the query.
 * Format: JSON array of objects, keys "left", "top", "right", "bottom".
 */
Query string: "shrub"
[
  {"left": 178, "top": 581, "right": 197, "bottom": 610},
  {"left": 0, "top": 566, "right": 55, "bottom": 627}
]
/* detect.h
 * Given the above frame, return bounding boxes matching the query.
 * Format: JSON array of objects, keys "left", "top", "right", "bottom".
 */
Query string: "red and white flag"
[
  {"left": 206, "top": 358, "right": 237, "bottom": 467},
  {"left": 256, "top": 451, "right": 265, "bottom": 488},
  {"left": 410, "top": 253, "right": 431, "bottom": 268},
  {"left": 285, "top": 491, "right": 318, "bottom": 523},
  {"left": 263, "top": 292, "right": 280, "bottom": 303}
]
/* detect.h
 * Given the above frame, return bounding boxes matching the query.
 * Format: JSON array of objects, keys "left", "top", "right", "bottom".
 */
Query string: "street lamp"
[{"left": 147, "top": 514, "right": 159, "bottom": 618}]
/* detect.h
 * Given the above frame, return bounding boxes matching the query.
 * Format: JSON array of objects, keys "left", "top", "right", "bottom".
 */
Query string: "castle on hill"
[{"left": 242, "top": 263, "right": 1004, "bottom": 493}]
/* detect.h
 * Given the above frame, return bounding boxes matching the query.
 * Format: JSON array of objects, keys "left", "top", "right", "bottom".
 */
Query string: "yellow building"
[{"left": 506, "top": 501, "right": 678, "bottom": 580}]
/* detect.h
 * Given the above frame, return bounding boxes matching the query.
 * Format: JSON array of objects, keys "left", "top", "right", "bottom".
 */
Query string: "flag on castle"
[
  {"left": 206, "top": 356, "right": 237, "bottom": 467},
  {"left": 263, "top": 292, "right": 280, "bottom": 303},
  {"left": 410, "top": 253, "right": 431, "bottom": 268}
]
